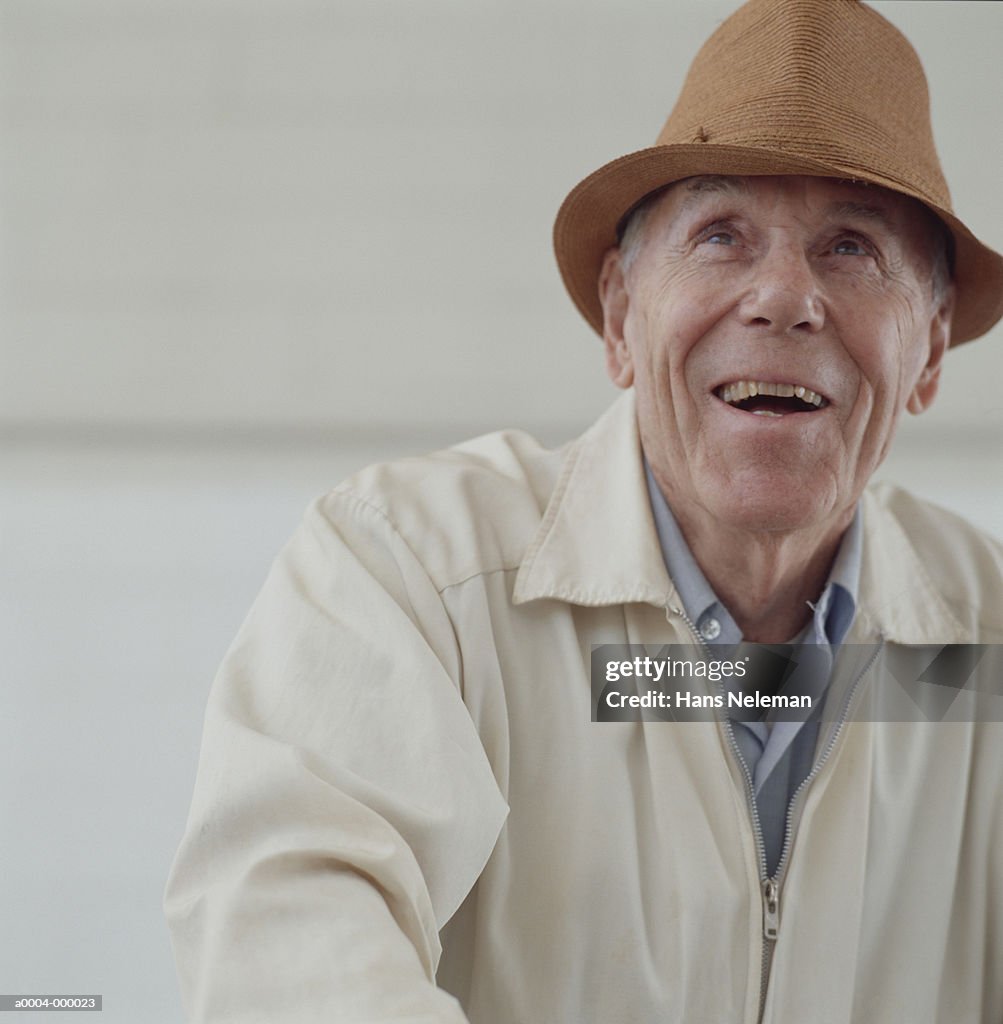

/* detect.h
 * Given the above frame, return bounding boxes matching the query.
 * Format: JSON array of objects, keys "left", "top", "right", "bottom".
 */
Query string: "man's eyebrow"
[
  {"left": 826, "top": 200, "right": 896, "bottom": 231},
  {"left": 677, "top": 175, "right": 750, "bottom": 211}
]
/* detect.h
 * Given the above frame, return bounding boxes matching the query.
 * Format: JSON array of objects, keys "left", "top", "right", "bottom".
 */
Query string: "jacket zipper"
[
  {"left": 667, "top": 604, "right": 884, "bottom": 1023},
  {"left": 749, "top": 638, "right": 884, "bottom": 1021},
  {"left": 718, "top": 713, "right": 773, "bottom": 1022},
  {"left": 666, "top": 603, "right": 781, "bottom": 999},
  {"left": 668, "top": 606, "right": 772, "bottom": 1017}
]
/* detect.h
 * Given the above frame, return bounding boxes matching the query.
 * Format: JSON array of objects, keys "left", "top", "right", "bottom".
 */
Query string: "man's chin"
[{"left": 697, "top": 478, "right": 842, "bottom": 538}]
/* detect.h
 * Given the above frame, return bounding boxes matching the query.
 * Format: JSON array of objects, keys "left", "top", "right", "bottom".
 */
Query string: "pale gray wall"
[
  {"left": 3, "top": 0, "right": 1001, "bottom": 439},
  {"left": 1, "top": 3, "right": 1000, "bottom": 1021}
]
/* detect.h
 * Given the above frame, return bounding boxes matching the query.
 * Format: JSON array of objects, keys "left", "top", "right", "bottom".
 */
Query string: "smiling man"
[{"left": 166, "top": 2, "right": 1003, "bottom": 1022}]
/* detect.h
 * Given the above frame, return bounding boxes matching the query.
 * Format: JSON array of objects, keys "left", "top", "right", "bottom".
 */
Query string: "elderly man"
[{"left": 166, "top": 1, "right": 1003, "bottom": 1021}]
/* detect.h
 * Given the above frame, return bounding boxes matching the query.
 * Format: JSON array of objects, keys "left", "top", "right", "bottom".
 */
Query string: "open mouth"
[{"left": 715, "top": 380, "right": 829, "bottom": 418}]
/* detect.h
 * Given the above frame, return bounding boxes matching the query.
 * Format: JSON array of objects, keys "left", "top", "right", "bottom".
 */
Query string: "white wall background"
[{"left": 1, "top": 2, "right": 1000, "bottom": 1020}]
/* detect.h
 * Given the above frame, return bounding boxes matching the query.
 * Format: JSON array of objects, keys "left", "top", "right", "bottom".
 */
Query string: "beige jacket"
[{"left": 166, "top": 393, "right": 1003, "bottom": 1023}]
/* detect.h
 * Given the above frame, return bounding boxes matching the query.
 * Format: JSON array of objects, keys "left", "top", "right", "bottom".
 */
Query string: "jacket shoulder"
[
  {"left": 865, "top": 481, "right": 1003, "bottom": 637},
  {"left": 317, "top": 427, "right": 568, "bottom": 592}
]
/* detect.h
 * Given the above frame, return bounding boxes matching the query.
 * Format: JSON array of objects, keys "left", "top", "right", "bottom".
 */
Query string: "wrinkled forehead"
[{"left": 650, "top": 174, "right": 924, "bottom": 231}]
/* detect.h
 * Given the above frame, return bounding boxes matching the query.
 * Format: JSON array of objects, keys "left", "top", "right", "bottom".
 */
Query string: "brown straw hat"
[{"left": 553, "top": 0, "right": 1003, "bottom": 347}]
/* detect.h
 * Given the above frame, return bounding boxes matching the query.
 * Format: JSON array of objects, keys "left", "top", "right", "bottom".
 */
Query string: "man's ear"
[
  {"left": 906, "top": 286, "right": 953, "bottom": 414},
  {"left": 598, "top": 247, "right": 634, "bottom": 389}
]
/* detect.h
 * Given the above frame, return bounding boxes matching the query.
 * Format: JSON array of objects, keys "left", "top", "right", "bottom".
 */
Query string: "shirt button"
[{"left": 700, "top": 617, "right": 722, "bottom": 641}]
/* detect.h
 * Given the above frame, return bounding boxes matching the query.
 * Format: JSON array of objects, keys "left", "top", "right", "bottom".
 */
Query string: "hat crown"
[{"left": 659, "top": 0, "right": 952, "bottom": 211}]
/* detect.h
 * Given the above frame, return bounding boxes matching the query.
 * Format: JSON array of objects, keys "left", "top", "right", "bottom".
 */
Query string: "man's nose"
[{"left": 737, "top": 245, "right": 825, "bottom": 335}]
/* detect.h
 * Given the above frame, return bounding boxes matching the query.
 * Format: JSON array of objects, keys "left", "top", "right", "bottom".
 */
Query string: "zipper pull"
[{"left": 762, "top": 879, "right": 780, "bottom": 940}]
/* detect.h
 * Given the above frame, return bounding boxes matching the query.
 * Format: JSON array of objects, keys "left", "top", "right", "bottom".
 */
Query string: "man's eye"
[
  {"left": 833, "top": 237, "right": 868, "bottom": 256},
  {"left": 703, "top": 231, "right": 735, "bottom": 246}
]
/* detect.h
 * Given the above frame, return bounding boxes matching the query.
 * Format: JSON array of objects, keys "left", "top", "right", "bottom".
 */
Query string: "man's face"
[{"left": 599, "top": 174, "right": 952, "bottom": 539}]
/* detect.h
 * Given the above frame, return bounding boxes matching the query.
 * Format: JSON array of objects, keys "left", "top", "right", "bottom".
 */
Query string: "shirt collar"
[
  {"left": 814, "top": 509, "right": 861, "bottom": 647},
  {"left": 643, "top": 460, "right": 740, "bottom": 644}
]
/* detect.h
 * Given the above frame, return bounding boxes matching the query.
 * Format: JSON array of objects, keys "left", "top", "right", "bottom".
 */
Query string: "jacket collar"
[
  {"left": 855, "top": 489, "right": 969, "bottom": 644},
  {"left": 513, "top": 391, "right": 969, "bottom": 645},
  {"left": 513, "top": 392, "right": 674, "bottom": 608}
]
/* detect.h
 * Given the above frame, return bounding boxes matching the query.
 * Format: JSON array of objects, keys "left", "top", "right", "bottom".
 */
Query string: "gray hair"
[{"left": 616, "top": 189, "right": 668, "bottom": 277}]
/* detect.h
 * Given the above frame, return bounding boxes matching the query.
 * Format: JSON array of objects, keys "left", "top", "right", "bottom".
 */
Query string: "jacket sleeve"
[{"left": 164, "top": 490, "right": 510, "bottom": 1023}]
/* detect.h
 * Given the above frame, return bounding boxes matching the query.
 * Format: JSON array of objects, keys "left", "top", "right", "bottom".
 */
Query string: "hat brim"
[{"left": 554, "top": 143, "right": 1003, "bottom": 346}]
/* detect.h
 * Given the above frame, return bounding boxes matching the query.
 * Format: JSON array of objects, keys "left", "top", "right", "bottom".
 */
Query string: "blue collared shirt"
[{"left": 644, "top": 462, "right": 862, "bottom": 875}]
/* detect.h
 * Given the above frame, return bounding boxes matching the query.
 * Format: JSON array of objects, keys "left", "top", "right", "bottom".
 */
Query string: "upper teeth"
[{"left": 718, "top": 381, "right": 826, "bottom": 407}]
